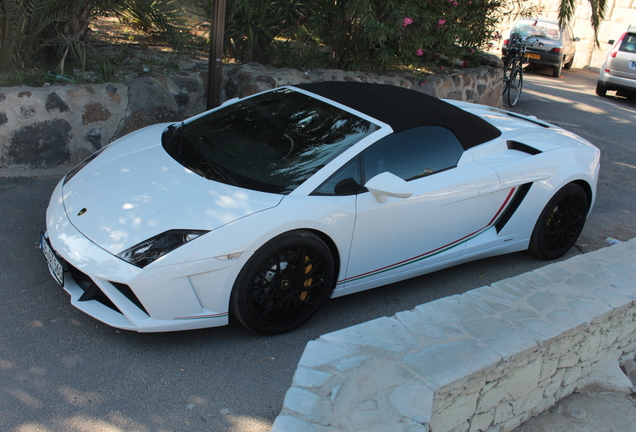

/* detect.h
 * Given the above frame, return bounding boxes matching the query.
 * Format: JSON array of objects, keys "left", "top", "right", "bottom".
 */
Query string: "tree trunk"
[{"left": 63, "top": 1, "right": 94, "bottom": 41}]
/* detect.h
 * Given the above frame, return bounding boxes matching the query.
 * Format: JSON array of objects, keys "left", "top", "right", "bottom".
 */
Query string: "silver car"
[
  {"left": 596, "top": 25, "right": 636, "bottom": 97},
  {"left": 503, "top": 18, "right": 578, "bottom": 78}
]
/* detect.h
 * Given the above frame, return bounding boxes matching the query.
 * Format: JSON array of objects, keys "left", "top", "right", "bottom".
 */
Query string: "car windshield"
[
  {"left": 163, "top": 88, "right": 378, "bottom": 194},
  {"left": 513, "top": 20, "right": 560, "bottom": 41}
]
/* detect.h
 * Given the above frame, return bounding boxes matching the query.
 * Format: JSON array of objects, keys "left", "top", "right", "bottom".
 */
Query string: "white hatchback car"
[{"left": 596, "top": 25, "right": 636, "bottom": 97}]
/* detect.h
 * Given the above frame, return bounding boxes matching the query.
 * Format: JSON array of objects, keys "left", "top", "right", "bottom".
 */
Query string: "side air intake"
[{"left": 507, "top": 141, "right": 542, "bottom": 155}]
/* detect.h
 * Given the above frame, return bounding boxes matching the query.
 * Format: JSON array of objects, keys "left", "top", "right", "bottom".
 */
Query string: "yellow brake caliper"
[{"left": 300, "top": 255, "right": 312, "bottom": 301}]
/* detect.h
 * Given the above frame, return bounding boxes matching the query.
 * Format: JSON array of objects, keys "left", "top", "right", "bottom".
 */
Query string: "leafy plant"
[
  {"left": 0, "top": 0, "right": 193, "bottom": 82},
  {"left": 271, "top": 41, "right": 329, "bottom": 70},
  {"left": 104, "top": 0, "right": 193, "bottom": 52},
  {"left": 295, "top": 0, "right": 502, "bottom": 71},
  {"left": 195, "top": 0, "right": 301, "bottom": 63},
  {"left": 0, "top": 0, "right": 112, "bottom": 78}
]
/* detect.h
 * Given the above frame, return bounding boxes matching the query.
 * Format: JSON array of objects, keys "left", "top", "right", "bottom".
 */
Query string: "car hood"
[{"left": 62, "top": 124, "right": 284, "bottom": 255}]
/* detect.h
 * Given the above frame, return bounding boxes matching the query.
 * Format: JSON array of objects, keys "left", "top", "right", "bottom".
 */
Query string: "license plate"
[
  {"left": 525, "top": 53, "right": 541, "bottom": 60},
  {"left": 40, "top": 233, "right": 64, "bottom": 286}
]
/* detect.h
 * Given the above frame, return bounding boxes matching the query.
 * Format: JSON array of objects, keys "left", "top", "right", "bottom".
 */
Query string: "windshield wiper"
[{"left": 198, "top": 158, "right": 239, "bottom": 186}]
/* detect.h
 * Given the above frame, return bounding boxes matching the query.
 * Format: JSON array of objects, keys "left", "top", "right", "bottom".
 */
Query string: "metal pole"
[{"left": 206, "top": 0, "right": 227, "bottom": 110}]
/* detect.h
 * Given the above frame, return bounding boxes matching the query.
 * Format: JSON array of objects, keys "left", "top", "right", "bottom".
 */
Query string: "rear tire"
[
  {"left": 230, "top": 230, "right": 334, "bottom": 334},
  {"left": 529, "top": 183, "right": 589, "bottom": 260},
  {"left": 552, "top": 62, "right": 563, "bottom": 78},
  {"left": 595, "top": 81, "right": 608, "bottom": 97}
]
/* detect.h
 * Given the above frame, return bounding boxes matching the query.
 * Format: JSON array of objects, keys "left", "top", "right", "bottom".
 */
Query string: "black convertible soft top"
[{"left": 295, "top": 82, "right": 501, "bottom": 150}]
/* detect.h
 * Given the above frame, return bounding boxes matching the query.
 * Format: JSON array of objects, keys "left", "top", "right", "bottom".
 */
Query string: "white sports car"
[{"left": 41, "top": 82, "right": 600, "bottom": 334}]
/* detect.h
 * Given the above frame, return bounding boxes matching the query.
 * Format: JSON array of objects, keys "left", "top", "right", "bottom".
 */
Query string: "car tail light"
[
  {"left": 610, "top": 32, "right": 627, "bottom": 58},
  {"left": 549, "top": 48, "right": 562, "bottom": 54}
]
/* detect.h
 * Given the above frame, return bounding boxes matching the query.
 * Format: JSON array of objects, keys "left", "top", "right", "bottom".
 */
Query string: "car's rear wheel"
[
  {"left": 529, "top": 183, "right": 589, "bottom": 260},
  {"left": 595, "top": 81, "right": 608, "bottom": 97},
  {"left": 230, "top": 230, "right": 334, "bottom": 334},
  {"left": 552, "top": 61, "right": 563, "bottom": 78}
]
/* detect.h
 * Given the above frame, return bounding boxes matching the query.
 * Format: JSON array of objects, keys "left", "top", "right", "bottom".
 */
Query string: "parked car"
[
  {"left": 41, "top": 82, "right": 600, "bottom": 334},
  {"left": 503, "top": 17, "right": 578, "bottom": 78},
  {"left": 596, "top": 25, "right": 636, "bottom": 97}
]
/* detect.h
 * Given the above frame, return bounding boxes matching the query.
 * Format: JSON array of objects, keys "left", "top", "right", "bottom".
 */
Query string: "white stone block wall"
[{"left": 272, "top": 238, "right": 636, "bottom": 432}]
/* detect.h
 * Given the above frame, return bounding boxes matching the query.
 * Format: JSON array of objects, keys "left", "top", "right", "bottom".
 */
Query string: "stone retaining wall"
[
  {"left": 272, "top": 239, "right": 636, "bottom": 432},
  {"left": 0, "top": 62, "right": 502, "bottom": 171}
]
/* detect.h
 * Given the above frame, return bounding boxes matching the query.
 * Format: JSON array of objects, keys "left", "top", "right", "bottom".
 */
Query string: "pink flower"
[
  {"left": 416, "top": 48, "right": 425, "bottom": 56},
  {"left": 402, "top": 17, "right": 413, "bottom": 26},
  {"left": 439, "top": 66, "right": 446, "bottom": 71},
  {"left": 452, "top": 1, "right": 458, "bottom": 5},
  {"left": 437, "top": 19, "right": 446, "bottom": 28}
]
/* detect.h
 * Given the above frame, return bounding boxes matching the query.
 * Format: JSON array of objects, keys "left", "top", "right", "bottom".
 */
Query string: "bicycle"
[{"left": 502, "top": 32, "right": 526, "bottom": 106}]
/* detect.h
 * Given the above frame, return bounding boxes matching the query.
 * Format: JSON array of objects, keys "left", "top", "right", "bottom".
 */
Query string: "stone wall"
[
  {"left": 0, "top": 62, "right": 502, "bottom": 171},
  {"left": 272, "top": 238, "right": 636, "bottom": 432}
]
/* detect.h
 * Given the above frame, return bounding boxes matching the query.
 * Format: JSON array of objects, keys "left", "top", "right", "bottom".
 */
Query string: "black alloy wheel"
[
  {"left": 529, "top": 183, "right": 589, "bottom": 260},
  {"left": 231, "top": 230, "right": 335, "bottom": 334}
]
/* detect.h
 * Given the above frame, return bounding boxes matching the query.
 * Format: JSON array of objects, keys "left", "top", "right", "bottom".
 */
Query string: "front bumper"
[{"left": 42, "top": 179, "right": 232, "bottom": 332}]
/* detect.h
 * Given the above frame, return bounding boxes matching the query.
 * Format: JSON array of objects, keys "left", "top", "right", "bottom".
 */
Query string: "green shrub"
[
  {"left": 297, "top": 0, "right": 503, "bottom": 71},
  {"left": 0, "top": 0, "right": 190, "bottom": 81}
]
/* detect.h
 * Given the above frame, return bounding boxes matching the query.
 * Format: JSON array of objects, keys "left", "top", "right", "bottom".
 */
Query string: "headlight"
[{"left": 117, "top": 230, "right": 209, "bottom": 268}]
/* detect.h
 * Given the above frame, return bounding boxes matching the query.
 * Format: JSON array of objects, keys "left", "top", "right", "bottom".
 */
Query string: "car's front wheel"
[
  {"left": 529, "top": 183, "right": 589, "bottom": 260},
  {"left": 230, "top": 230, "right": 335, "bottom": 334}
]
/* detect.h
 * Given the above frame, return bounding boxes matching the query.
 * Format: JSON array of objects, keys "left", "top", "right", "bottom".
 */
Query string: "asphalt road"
[
  {"left": 508, "top": 65, "right": 636, "bottom": 250},
  {"left": 1, "top": 68, "right": 634, "bottom": 432}
]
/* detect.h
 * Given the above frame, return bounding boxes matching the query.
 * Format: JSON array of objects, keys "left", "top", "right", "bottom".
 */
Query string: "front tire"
[
  {"left": 529, "top": 183, "right": 589, "bottom": 260},
  {"left": 230, "top": 230, "right": 335, "bottom": 334}
]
